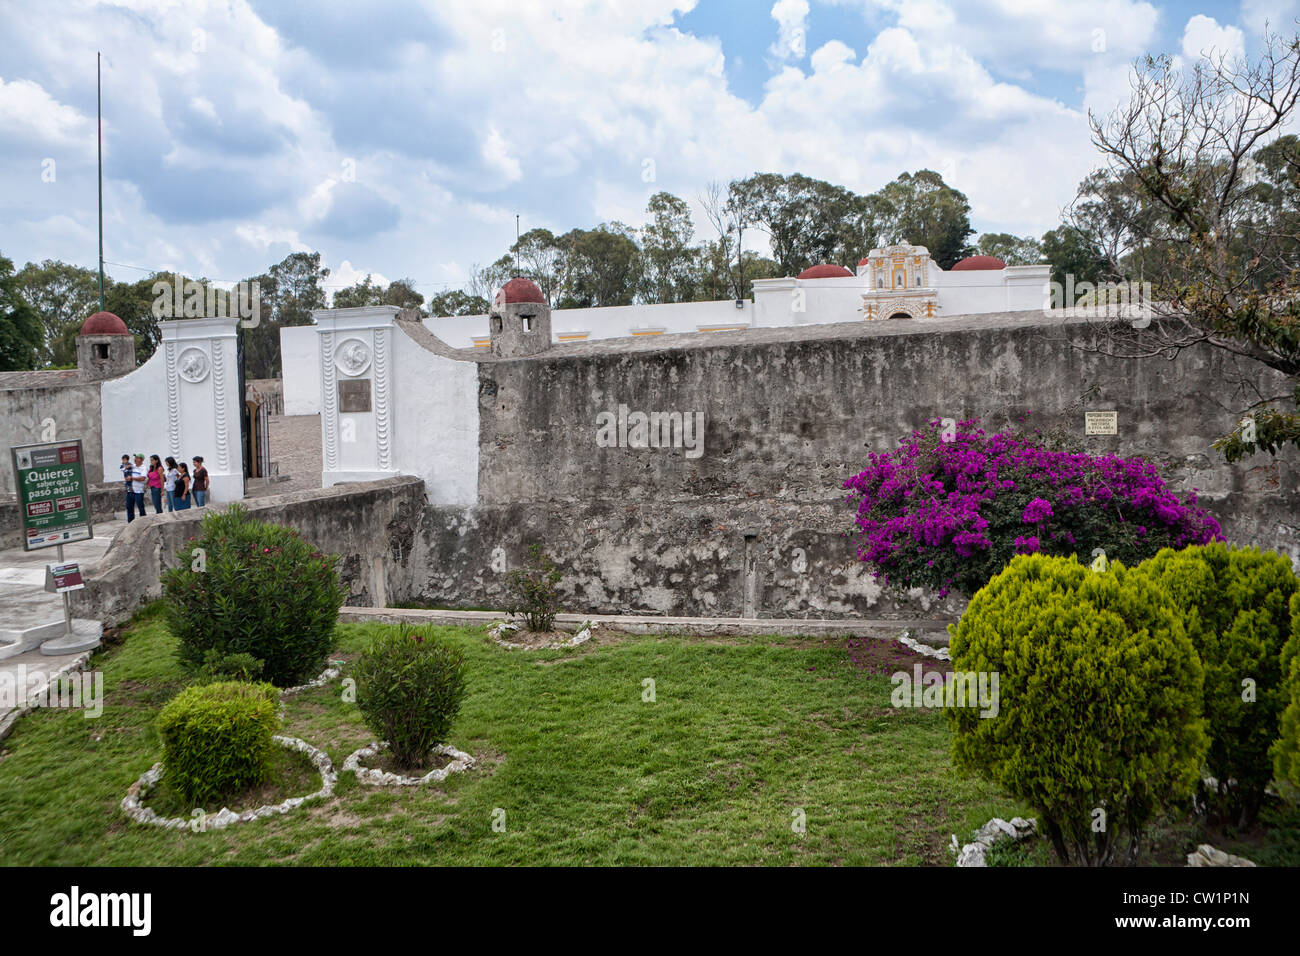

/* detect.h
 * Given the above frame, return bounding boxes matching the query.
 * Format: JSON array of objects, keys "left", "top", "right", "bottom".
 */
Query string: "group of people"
[{"left": 119, "top": 452, "right": 209, "bottom": 522}]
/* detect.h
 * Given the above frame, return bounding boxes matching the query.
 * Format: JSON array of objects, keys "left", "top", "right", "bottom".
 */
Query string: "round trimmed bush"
[
  {"left": 162, "top": 504, "right": 346, "bottom": 687},
  {"left": 156, "top": 681, "right": 280, "bottom": 806},
  {"left": 948, "top": 553, "right": 1207, "bottom": 866},
  {"left": 353, "top": 627, "right": 467, "bottom": 769},
  {"left": 1138, "top": 543, "right": 1298, "bottom": 825},
  {"left": 1274, "top": 592, "right": 1300, "bottom": 791}
]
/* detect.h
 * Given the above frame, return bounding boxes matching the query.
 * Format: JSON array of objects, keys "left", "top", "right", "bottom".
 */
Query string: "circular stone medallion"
[
  {"left": 177, "top": 347, "right": 211, "bottom": 383},
  {"left": 334, "top": 338, "right": 372, "bottom": 376}
]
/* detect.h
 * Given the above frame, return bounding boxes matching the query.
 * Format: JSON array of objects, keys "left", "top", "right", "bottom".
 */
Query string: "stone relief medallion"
[
  {"left": 177, "top": 347, "right": 211, "bottom": 383},
  {"left": 334, "top": 337, "right": 373, "bottom": 376}
]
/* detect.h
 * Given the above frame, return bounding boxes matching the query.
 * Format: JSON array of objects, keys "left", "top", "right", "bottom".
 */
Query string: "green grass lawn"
[{"left": 0, "top": 608, "right": 1025, "bottom": 866}]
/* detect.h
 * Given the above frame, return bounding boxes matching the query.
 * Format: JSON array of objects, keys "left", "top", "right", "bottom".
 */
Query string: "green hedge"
[
  {"left": 1274, "top": 592, "right": 1300, "bottom": 791},
  {"left": 162, "top": 504, "right": 345, "bottom": 687},
  {"left": 354, "top": 627, "right": 467, "bottom": 769},
  {"left": 1138, "top": 544, "right": 1297, "bottom": 825},
  {"left": 156, "top": 681, "right": 280, "bottom": 806},
  {"left": 949, "top": 553, "right": 1207, "bottom": 866}
]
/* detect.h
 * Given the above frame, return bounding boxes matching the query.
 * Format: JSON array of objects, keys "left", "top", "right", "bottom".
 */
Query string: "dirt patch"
[
  {"left": 362, "top": 749, "right": 454, "bottom": 776},
  {"left": 832, "top": 636, "right": 950, "bottom": 675}
]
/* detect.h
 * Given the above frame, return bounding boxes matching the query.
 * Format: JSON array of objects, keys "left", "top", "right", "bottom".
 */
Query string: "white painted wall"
[
  {"left": 393, "top": 325, "right": 478, "bottom": 506},
  {"left": 280, "top": 325, "right": 320, "bottom": 416},
  {"left": 101, "top": 316, "right": 244, "bottom": 504}
]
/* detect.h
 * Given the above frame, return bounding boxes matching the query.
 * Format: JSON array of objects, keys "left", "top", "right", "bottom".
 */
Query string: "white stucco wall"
[
  {"left": 280, "top": 324, "right": 321, "bottom": 416},
  {"left": 101, "top": 316, "right": 244, "bottom": 504},
  {"left": 393, "top": 325, "right": 479, "bottom": 506}
]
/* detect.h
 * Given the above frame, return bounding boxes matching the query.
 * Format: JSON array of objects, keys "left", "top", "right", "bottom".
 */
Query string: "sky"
[{"left": 0, "top": 0, "right": 1294, "bottom": 302}]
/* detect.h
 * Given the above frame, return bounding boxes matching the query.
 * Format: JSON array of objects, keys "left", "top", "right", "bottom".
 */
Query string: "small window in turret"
[
  {"left": 94, "top": 343, "right": 109, "bottom": 360},
  {"left": 522, "top": 316, "right": 533, "bottom": 332}
]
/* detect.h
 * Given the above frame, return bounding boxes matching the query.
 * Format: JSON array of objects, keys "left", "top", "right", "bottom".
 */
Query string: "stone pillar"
[
  {"left": 312, "top": 306, "right": 400, "bottom": 487},
  {"left": 159, "top": 315, "right": 244, "bottom": 503}
]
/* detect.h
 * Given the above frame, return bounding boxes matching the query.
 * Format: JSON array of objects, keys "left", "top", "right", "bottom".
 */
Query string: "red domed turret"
[
  {"left": 796, "top": 264, "right": 854, "bottom": 279},
  {"left": 496, "top": 277, "right": 546, "bottom": 305},
  {"left": 80, "top": 311, "right": 130, "bottom": 335},
  {"left": 950, "top": 255, "right": 1006, "bottom": 271}
]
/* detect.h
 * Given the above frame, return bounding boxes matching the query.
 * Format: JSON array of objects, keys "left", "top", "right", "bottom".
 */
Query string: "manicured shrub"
[
  {"left": 156, "top": 681, "right": 280, "bottom": 806},
  {"left": 505, "top": 544, "right": 563, "bottom": 632},
  {"left": 1274, "top": 592, "right": 1300, "bottom": 791},
  {"left": 162, "top": 504, "right": 346, "bottom": 687},
  {"left": 843, "top": 419, "right": 1222, "bottom": 596},
  {"left": 353, "top": 627, "right": 467, "bottom": 769},
  {"left": 949, "top": 554, "right": 1208, "bottom": 866},
  {"left": 1139, "top": 543, "right": 1298, "bottom": 825}
]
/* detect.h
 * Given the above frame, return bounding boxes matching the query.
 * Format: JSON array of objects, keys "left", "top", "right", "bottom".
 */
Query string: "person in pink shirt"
[{"left": 147, "top": 454, "right": 165, "bottom": 514}]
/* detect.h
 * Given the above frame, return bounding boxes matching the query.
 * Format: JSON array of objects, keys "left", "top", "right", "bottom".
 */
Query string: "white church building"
[{"left": 281, "top": 243, "right": 1050, "bottom": 415}]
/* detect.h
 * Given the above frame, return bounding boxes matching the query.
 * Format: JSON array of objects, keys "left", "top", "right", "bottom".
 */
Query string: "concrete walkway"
[
  {"left": 340, "top": 606, "right": 954, "bottom": 645},
  {"left": 0, "top": 517, "right": 124, "bottom": 740}
]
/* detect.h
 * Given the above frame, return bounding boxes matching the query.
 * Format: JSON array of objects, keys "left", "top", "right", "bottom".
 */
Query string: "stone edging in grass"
[
  {"left": 119, "top": 735, "right": 338, "bottom": 831},
  {"left": 279, "top": 663, "right": 344, "bottom": 697},
  {"left": 490, "top": 620, "right": 595, "bottom": 651},
  {"left": 954, "top": 816, "right": 1037, "bottom": 866},
  {"left": 343, "top": 741, "right": 476, "bottom": 786},
  {"left": 898, "top": 629, "right": 951, "bottom": 661}
]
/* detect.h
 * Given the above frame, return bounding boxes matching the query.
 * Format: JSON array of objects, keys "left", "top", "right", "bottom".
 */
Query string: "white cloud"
[
  {"left": 0, "top": 77, "right": 91, "bottom": 149},
  {"left": 329, "top": 259, "right": 390, "bottom": 301},
  {"left": 1181, "top": 15, "right": 1247, "bottom": 66},
  {"left": 1241, "top": 0, "right": 1299, "bottom": 36},
  {"left": 769, "top": 0, "right": 810, "bottom": 61}
]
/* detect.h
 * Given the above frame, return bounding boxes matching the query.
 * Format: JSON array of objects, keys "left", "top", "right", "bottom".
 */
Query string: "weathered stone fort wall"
[{"left": 404, "top": 312, "right": 1300, "bottom": 618}]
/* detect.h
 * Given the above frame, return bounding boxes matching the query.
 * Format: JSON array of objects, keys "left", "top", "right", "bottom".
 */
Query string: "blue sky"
[{"left": 0, "top": 0, "right": 1292, "bottom": 301}]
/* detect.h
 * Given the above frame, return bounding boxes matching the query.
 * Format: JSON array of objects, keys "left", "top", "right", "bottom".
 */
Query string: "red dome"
[
  {"left": 950, "top": 255, "right": 1006, "bottom": 271},
  {"left": 796, "top": 264, "right": 854, "bottom": 279},
  {"left": 495, "top": 277, "right": 546, "bottom": 306},
  {"left": 80, "top": 311, "right": 130, "bottom": 335},
  {"left": 857, "top": 257, "right": 871, "bottom": 265}
]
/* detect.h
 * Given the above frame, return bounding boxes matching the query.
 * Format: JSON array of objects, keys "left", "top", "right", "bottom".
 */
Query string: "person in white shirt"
[
  {"left": 164, "top": 456, "right": 179, "bottom": 512},
  {"left": 126, "top": 453, "right": 147, "bottom": 523}
]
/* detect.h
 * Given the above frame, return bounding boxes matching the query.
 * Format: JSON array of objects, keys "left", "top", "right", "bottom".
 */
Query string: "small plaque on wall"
[
  {"left": 1084, "top": 410, "right": 1118, "bottom": 435},
  {"left": 338, "top": 378, "right": 372, "bottom": 413}
]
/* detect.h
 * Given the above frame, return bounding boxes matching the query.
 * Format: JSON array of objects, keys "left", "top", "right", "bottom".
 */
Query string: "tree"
[
  {"left": 242, "top": 252, "right": 329, "bottom": 380},
  {"left": 13, "top": 259, "right": 98, "bottom": 366},
  {"left": 1083, "top": 32, "right": 1300, "bottom": 460},
  {"left": 0, "top": 253, "right": 42, "bottom": 371},
  {"left": 1040, "top": 224, "right": 1110, "bottom": 293},
  {"left": 976, "top": 232, "right": 1043, "bottom": 265},
  {"left": 426, "top": 289, "right": 490, "bottom": 316},
  {"left": 100, "top": 273, "right": 166, "bottom": 365},
  {"left": 876, "top": 169, "right": 975, "bottom": 269},
  {"left": 557, "top": 224, "right": 641, "bottom": 308},
  {"left": 332, "top": 275, "right": 426, "bottom": 314},
  {"left": 510, "top": 228, "right": 565, "bottom": 306},
  {"left": 728, "top": 172, "right": 877, "bottom": 276},
  {"left": 640, "top": 192, "right": 698, "bottom": 303}
]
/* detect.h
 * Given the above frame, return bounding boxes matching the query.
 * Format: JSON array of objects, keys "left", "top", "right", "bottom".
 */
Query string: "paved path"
[{"left": 0, "top": 520, "right": 123, "bottom": 740}]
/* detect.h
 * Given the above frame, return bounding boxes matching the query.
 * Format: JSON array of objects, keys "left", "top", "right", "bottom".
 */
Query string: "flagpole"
[{"left": 97, "top": 51, "right": 104, "bottom": 311}]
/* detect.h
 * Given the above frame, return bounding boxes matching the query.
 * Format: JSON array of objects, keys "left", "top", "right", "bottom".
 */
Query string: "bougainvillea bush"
[{"left": 843, "top": 420, "right": 1223, "bottom": 596}]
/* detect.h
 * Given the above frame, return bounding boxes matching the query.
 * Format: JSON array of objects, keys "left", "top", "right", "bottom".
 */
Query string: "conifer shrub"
[
  {"left": 1138, "top": 544, "right": 1298, "bottom": 825},
  {"left": 162, "top": 504, "right": 346, "bottom": 687},
  {"left": 1274, "top": 592, "right": 1300, "bottom": 791},
  {"left": 948, "top": 553, "right": 1207, "bottom": 865},
  {"left": 353, "top": 627, "right": 467, "bottom": 769},
  {"left": 156, "top": 681, "right": 280, "bottom": 805}
]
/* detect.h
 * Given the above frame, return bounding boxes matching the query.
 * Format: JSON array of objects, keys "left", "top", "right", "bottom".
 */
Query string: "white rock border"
[
  {"left": 120, "top": 735, "right": 337, "bottom": 831},
  {"left": 897, "top": 628, "right": 951, "bottom": 661},
  {"left": 953, "top": 816, "right": 1037, "bottom": 866},
  {"left": 279, "top": 663, "right": 344, "bottom": 697},
  {"left": 343, "top": 740, "right": 476, "bottom": 786},
  {"left": 489, "top": 619, "right": 596, "bottom": 651}
]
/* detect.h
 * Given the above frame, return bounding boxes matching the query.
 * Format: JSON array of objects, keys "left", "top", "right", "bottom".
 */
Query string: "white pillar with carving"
[
  {"left": 159, "top": 315, "right": 244, "bottom": 503},
  {"left": 313, "top": 306, "right": 400, "bottom": 487}
]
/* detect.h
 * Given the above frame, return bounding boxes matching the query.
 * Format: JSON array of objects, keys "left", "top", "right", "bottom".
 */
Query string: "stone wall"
[
  {"left": 83, "top": 476, "right": 426, "bottom": 627},
  {"left": 0, "top": 378, "right": 104, "bottom": 495},
  {"left": 402, "top": 312, "right": 1299, "bottom": 618}
]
